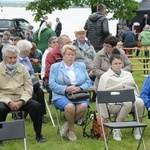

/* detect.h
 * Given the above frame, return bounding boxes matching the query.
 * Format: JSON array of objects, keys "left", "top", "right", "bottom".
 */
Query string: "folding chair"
[
  {"left": 10, "top": 110, "right": 25, "bottom": 120},
  {"left": 0, "top": 120, "right": 27, "bottom": 150},
  {"left": 97, "top": 89, "right": 147, "bottom": 150}
]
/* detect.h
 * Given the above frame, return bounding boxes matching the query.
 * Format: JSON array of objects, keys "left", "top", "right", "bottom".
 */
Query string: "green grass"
[{"left": 1, "top": 58, "right": 150, "bottom": 150}]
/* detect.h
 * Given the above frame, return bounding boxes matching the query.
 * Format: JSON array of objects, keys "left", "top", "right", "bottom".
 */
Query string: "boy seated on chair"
[{"left": 0, "top": 44, "right": 45, "bottom": 146}]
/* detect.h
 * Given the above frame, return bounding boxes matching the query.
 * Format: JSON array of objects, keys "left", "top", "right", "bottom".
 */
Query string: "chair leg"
[
  {"left": 44, "top": 98, "right": 55, "bottom": 127},
  {"left": 55, "top": 109, "right": 63, "bottom": 140},
  {"left": 24, "top": 138, "right": 27, "bottom": 150},
  {"left": 137, "top": 127, "right": 146, "bottom": 150}
]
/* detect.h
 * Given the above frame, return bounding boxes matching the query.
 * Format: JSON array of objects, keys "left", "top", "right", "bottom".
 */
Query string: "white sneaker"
[
  {"left": 134, "top": 128, "right": 141, "bottom": 140},
  {"left": 113, "top": 129, "right": 122, "bottom": 141}
]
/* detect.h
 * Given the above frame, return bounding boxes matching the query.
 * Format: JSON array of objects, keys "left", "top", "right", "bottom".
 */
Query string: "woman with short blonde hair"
[
  {"left": 49, "top": 44, "right": 91, "bottom": 141},
  {"left": 61, "top": 44, "right": 76, "bottom": 56}
]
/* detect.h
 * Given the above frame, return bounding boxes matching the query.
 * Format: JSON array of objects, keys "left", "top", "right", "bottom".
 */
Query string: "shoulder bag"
[{"left": 62, "top": 73, "right": 90, "bottom": 101}]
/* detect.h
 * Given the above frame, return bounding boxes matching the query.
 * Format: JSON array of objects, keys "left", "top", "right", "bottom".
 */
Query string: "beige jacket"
[
  {"left": 0, "top": 61, "right": 33, "bottom": 105},
  {"left": 97, "top": 68, "right": 140, "bottom": 118},
  {"left": 92, "top": 48, "right": 132, "bottom": 91}
]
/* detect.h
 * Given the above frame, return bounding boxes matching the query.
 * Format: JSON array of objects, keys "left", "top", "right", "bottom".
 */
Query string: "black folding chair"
[
  {"left": 97, "top": 89, "right": 147, "bottom": 150},
  {"left": 0, "top": 120, "right": 27, "bottom": 150}
]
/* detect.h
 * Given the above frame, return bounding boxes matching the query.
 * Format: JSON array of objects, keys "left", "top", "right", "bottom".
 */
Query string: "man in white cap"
[{"left": 73, "top": 27, "right": 97, "bottom": 102}]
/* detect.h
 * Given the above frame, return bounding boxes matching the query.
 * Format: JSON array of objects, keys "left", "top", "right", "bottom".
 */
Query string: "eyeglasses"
[
  {"left": 103, "top": 44, "right": 112, "bottom": 48},
  {"left": 51, "top": 41, "right": 58, "bottom": 44}
]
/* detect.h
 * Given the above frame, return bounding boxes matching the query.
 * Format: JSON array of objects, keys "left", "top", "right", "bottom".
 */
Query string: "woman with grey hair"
[{"left": 17, "top": 40, "right": 47, "bottom": 123}]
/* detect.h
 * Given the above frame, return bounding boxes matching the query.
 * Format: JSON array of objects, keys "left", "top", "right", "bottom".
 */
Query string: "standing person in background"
[
  {"left": 41, "top": 36, "right": 58, "bottom": 79},
  {"left": 84, "top": 3, "right": 110, "bottom": 52},
  {"left": 141, "top": 14, "right": 150, "bottom": 30},
  {"left": 73, "top": 27, "right": 96, "bottom": 102},
  {"left": 39, "top": 15, "right": 48, "bottom": 27},
  {"left": 55, "top": 17, "right": 62, "bottom": 37},
  {"left": 34, "top": 21, "right": 56, "bottom": 53},
  {"left": 122, "top": 26, "right": 137, "bottom": 55}
]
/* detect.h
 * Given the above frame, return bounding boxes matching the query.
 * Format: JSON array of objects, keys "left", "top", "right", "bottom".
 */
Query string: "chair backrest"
[
  {"left": 97, "top": 89, "right": 135, "bottom": 104},
  {"left": 97, "top": 89, "right": 138, "bottom": 122},
  {"left": 0, "top": 120, "right": 26, "bottom": 141}
]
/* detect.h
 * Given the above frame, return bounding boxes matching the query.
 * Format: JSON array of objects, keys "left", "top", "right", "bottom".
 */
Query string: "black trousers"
[
  {"left": 33, "top": 87, "right": 46, "bottom": 115},
  {"left": 0, "top": 99, "right": 43, "bottom": 136}
]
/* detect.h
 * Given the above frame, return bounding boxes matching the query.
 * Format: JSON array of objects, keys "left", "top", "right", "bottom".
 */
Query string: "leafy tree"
[{"left": 26, "top": 0, "right": 139, "bottom": 21}]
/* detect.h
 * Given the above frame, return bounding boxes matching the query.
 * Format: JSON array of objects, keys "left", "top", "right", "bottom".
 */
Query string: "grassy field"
[{"left": 1, "top": 59, "right": 150, "bottom": 150}]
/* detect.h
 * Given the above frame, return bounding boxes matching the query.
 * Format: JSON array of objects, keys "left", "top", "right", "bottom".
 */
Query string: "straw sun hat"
[{"left": 74, "top": 27, "right": 87, "bottom": 34}]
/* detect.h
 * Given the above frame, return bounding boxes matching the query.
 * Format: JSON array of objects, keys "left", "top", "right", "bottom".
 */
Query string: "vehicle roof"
[{"left": 0, "top": 18, "right": 29, "bottom": 21}]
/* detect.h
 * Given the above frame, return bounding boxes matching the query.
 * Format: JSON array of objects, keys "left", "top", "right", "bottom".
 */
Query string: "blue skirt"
[{"left": 53, "top": 97, "right": 90, "bottom": 111}]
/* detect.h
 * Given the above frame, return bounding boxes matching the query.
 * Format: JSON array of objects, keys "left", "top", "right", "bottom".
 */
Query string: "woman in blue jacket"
[{"left": 49, "top": 44, "right": 91, "bottom": 141}]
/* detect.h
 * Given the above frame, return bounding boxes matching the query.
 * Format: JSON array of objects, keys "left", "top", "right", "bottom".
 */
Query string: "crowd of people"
[{"left": 0, "top": 3, "right": 150, "bottom": 146}]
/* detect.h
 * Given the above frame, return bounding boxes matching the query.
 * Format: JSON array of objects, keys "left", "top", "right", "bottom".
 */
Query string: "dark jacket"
[
  {"left": 141, "top": 17, "right": 150, "bottom": 29},
  {"left": 55, "top": 22, "right": 62, "bottom": 37},
  {"left": 122, "top": 30, "right": 137, "bottom": 47},
  {"left": 84, "top": 12, "right": 110, "bottom": 52}
]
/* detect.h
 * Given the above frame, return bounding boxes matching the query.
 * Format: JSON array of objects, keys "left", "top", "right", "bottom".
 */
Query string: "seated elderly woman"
[
  {"left": 17, "top": 40, "right": 47, "bottom": 123},
  {"left": 49, "top": 44, "right": 92, "bottom": 141},
  {"left": 97, "top": 49, "right": 145, "bottom": 141}
]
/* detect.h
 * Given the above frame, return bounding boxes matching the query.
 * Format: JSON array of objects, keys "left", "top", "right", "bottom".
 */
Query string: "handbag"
[
  {"left": 31, "top": 77, "right": 40, "bottom": 90},
  {"left": 66, "top": 91, "right": 90, "bottom": 101},
  {"left": 92, "top": 112, "right": 108, "bottom": 139},
  {"left": 62, "top": 73, "right": 90, "bottom": 101}
]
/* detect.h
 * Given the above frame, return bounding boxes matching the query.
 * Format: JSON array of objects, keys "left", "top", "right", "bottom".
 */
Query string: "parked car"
[{"left": 0, "top": 18, "right": 33, "bottom": 39}]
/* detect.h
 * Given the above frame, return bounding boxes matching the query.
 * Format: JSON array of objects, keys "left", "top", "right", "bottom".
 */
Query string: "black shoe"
[
  {"left": 36, "top": 135, "right": 45, "bottom": 143},
  {"left": 42, "top": 117, "right": 47, "bottom": 124},
  {"left": 0, "top": 141, "right": 3, "bottom": 146}
]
